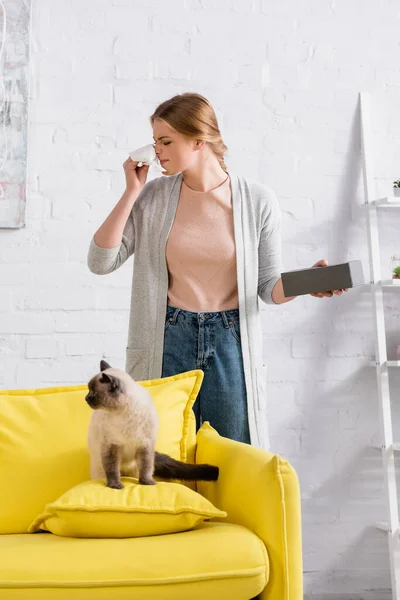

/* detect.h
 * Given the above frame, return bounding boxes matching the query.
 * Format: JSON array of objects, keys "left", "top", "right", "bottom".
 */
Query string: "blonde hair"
[{"left": 150, "top": 93, "right": 228, "bottom": 172}]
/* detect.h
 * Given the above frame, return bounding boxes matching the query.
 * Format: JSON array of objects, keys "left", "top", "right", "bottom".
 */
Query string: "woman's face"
[{"left": 152, "top": 119, "right": 201, "bottom": 175}]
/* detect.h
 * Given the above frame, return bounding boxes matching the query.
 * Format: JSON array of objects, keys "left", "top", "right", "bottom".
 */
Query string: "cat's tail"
[{"left": 154, "top": 451, "right": 219, "bottom": 481}]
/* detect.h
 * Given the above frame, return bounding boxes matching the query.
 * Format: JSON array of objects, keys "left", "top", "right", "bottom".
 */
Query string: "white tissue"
[{"left": 129, "top": 144, "right": 166, "bottom": 172}]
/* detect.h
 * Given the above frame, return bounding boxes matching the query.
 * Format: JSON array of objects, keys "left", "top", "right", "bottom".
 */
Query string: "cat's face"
[{"left": 85, "top": 361, "right": 126, "bottom": 411}]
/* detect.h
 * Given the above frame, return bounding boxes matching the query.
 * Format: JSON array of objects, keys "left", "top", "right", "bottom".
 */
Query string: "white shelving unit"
[{"left": 360, "top": 91, "right": 400, "bottom": 599}]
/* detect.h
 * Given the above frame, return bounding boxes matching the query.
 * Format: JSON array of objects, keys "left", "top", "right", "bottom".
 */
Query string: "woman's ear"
[{"left": 195, "top": 140, "right": 206, "bottom": 150}]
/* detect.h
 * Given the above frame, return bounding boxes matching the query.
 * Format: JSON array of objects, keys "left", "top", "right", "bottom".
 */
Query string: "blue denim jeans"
[{"left": 161, "top": 305, "right": 250, "bottom": 444}]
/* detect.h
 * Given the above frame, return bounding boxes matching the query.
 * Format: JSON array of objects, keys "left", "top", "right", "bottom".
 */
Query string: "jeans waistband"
[{"left": 166, "top": 304, "right": 239, "bottom": 327}]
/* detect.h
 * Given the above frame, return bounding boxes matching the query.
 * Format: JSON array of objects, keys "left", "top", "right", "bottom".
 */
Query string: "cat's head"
[{"left": 85, "top": 360, "right": 131, "bottom": 411}]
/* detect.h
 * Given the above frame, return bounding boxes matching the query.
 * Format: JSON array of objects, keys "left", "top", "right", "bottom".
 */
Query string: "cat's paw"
[
  {"left": 107, "top": 480, "right": 124, "bottom": 490},
  {"left": 139, "top": 477, "right": 157, "bottom": 485}
]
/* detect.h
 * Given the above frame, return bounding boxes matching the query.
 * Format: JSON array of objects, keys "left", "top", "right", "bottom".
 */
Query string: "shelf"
[
  {"left": 379, "top": 280, "right": 400, "bottom": 288},
  {"left": 369, "top": 196, "right": 400, "bottom": 207},
  {"left": 361, "top": 93, "right": 400, "bottom": 597},
  {"left": 375, "top": 521, "right": 400, "bottom": 537},
  {"left": 369, "top": 280, "right": 400, "bottom": 288},
  {"left": 376, "top": 521, "right": 389, "bottom": 532},
  {"left": 369, "top": 361, "right": 400, "bottom": 367},
  {"left": 375, "top": 521, "right": 400, "bottom": 535}
]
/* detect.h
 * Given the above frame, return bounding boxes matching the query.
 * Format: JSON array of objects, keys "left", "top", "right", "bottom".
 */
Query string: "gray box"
[{"left": 281, "top": 260, "right": 365, "bottom": 297}]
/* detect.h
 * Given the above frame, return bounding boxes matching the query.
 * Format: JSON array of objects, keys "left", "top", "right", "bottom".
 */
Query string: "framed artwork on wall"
[{"left": 0, "top": 0, "right": 32, "bottom": 228}]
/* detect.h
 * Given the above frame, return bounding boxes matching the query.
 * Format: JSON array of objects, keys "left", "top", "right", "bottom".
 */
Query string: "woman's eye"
[{"left": 163, "top": 142, "right": 171, "bottom": 146}]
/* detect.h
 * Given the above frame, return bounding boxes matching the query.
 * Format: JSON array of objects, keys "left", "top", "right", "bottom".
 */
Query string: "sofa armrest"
[{"left": 196, "top": 422, "right": 303, "bottom": 600}]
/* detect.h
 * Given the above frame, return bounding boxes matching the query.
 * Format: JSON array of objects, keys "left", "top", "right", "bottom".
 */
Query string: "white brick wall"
[{"left": 1, "top": 0, "right": 400, "bottom": 596}]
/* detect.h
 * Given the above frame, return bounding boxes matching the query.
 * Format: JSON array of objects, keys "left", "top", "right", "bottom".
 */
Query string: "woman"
[{"left": 87, "top": 92, "right": 346, "bottom": 448}]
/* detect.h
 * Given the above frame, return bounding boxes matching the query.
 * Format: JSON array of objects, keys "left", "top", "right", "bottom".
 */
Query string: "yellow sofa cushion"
[
  {"left": 28, "top": 477, "right": 226, "bottom": 538},
  {"left": 0, "top": 370, "right": 202, "bottom": 534},
  {"left": 0, "top": 523, "right": 268, "bottom": 600}
]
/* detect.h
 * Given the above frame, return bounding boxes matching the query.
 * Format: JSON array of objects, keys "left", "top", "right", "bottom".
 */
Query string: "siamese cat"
[{"left": 86, "top": 360, "right": 219, "bottom": 489}]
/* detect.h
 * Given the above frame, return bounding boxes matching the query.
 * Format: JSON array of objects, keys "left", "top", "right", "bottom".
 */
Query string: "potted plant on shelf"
[
  {"left": 393, "top": 180, "right": 400, "bottom": 197},
  {"left": 391, "top": 256, "right": 400, "bottom": 284}
]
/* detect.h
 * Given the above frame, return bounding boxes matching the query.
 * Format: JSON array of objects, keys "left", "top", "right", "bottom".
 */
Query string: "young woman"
[{"left": 88, "top": 93, "right": 346, "bottom": 448}]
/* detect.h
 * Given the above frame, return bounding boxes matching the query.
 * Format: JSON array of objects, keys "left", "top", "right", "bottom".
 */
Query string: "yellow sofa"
[{"left": 0, "top": 373, "right": 303, "bottom": 600}]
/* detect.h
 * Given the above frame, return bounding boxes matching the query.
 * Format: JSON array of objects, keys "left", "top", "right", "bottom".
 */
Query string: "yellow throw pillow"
[
  {"left": 0, "top": 370, "right": 202, "bottom": 534},
  {"left": 28, "top": 477, "right": 226, "bottom": 538}
]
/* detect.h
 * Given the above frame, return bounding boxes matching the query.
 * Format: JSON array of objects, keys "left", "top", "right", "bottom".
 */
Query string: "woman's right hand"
[{"left": 123, "top": 157, "right": 150, "bottom": 193}]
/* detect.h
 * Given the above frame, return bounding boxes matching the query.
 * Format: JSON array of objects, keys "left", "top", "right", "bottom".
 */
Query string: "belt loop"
[
  {"left": 170, "top": 308, "right": 180, "bottom": 324},
  {"left": 220, "top": 310, "right": 231, "bottom": 328}
]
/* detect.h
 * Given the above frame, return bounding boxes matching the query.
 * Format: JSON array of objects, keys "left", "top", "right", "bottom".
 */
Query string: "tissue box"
[{"left": 281, "top": 260, "right": 365, "bottom": 297}]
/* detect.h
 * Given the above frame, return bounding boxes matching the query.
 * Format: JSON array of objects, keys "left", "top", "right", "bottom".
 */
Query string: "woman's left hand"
[{"left": 310, "top": 259, "right": 349, "bottom": 298}]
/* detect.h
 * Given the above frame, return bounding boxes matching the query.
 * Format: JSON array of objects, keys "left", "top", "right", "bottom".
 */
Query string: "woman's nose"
[{"left": 154, "top": 141, "right": 163, "bottom": 155}]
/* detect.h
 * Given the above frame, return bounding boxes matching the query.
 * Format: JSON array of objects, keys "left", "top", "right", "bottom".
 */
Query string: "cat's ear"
[
  {"left": 100, "top": 372, "right": 120, "bottom": 392},
  {"left": 100, "top": 360, "right": 112, "bottom": 372}
]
